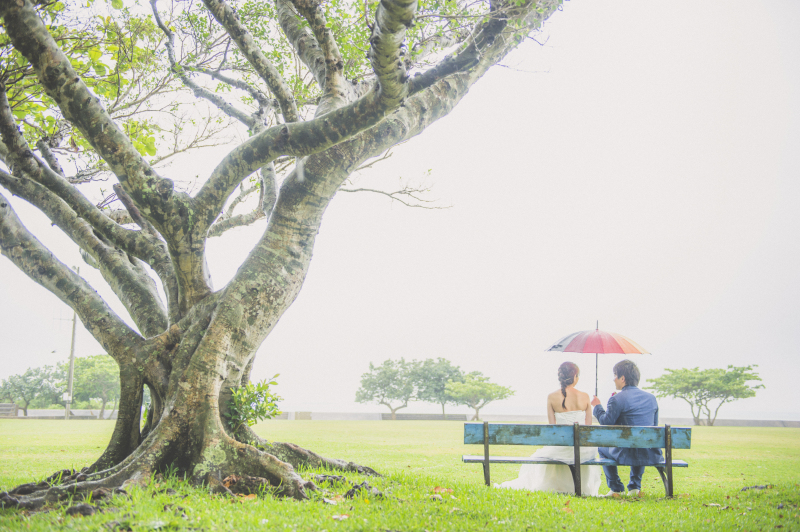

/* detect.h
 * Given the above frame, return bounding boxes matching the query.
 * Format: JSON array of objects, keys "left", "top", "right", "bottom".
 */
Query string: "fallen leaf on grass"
[
  {"left": 433, "top": 487, "right": 453, "bottom": 494},
  {"left": 430, "top": 494, "right": 443, "bottom": 502},
  {"left": 238, "top": 494, "right": 257, "bottom": 501},
  {"left": 704, "top": 503, "right": 721, "bottom": 507},
  {"left": 332, "top": 514, "right": 349, "bottom": 521},
  {"left": 564, "top": 500, "right": 571, "bottom": 506},
  {"left": 562, "top": 507, "right": 574, "bottom": 514},
  {"left": 322, "top": 498, "right": 337, "bottom": 505},
  {"left": 222, "top": 475, "right": 240, "bottom": 488}
]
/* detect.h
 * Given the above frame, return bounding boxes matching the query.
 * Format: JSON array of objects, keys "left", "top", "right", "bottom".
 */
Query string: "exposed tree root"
[
  {"left": 270, "top": 441, "right": 381, "bottom": 477},
  {"left": 236, "top": 425, "right": 380, "bottom": 477}
]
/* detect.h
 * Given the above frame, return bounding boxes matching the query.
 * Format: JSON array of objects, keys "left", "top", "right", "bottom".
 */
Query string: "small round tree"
[
  {"left": 355, "top": 359, "right": 415, "bottom": 420},
  {"left": 445, "top": 372, "right": 514, "bottom": 421}
]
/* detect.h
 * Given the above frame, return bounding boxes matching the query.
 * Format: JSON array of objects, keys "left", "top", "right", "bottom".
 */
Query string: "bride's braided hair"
[{"left": 557, "top": 362, "right": 580, "bottom": 409}]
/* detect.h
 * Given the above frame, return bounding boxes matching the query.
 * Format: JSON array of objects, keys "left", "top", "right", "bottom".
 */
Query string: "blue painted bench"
[{"left": 462, "top": 422, "right": 691, "bottom": 496}]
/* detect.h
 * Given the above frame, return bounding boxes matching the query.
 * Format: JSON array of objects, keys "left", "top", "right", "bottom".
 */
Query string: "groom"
[{"left": 591, "top": 359, "right": 661, "bottom": 497}]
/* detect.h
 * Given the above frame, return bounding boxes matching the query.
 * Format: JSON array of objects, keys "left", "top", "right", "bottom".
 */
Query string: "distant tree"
[
  {"left": 445, "top": 372, "right": 514, "bottom": 421},
  {"left": 412, "top": 358, "right": 463, "bottom": 418},
  {"left": 645, "top": 365, "right": 763, "bottom": 426},
  {"left": 0, "top": 366, "right": 62, "bottom": 416},
  {"left": 355, "top": 359, "right": 416, "bottom": 420},
  {"left": 68, "top": 355, "right": 121, "bottom": 420}
]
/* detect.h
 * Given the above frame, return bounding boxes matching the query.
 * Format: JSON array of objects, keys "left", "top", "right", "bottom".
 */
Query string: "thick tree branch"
[
  {"left": 408, "top": 1, "right": 558, "bottom": 94},
  {"left": 0, "top": 170, "right": 168, "bottom": 337},
  {"left": 201, "top": 0, "right": 300, "bottom": 123},
  {"left": 276, "top": 0, "right": 326, "bottom": 87},
  {"left": 1, "top": 0, "right": 175, "bottom": 226},
  {"left": 368, "top": 0, "right": 417, "bottom": 107},
  {"left": 0, "top": 82, "right": 179, "bottom": 323},
  {"left": 0, "top": 191, "right": 143, "bottom": 357},
  {"left": 289, "top": 0, "right": 350, "bottom": 115},
  {"left": 193, "top": 88, "right": 390, "bottom": 229}
]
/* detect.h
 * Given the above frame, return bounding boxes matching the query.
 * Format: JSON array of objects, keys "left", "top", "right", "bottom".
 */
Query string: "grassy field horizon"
[{"left": 1, "top": 420, "right": 798, "bottom": 530}]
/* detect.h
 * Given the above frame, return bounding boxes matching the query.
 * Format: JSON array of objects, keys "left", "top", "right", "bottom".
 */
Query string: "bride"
[{"left": 496, "top": 362, "right": 601, "bottom": 496}]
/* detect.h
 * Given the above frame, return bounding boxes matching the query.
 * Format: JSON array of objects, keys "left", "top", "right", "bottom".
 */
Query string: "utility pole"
[{"left": 64, "top": 266, "right": 79, "bottom": 420}]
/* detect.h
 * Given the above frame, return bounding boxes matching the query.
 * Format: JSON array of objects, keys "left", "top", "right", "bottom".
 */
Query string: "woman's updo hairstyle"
[{"left": 557, "top": 362, "right": 580, "bottom": 409}]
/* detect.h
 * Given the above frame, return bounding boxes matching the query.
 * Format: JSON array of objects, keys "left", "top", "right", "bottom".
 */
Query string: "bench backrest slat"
[
  {"left": 464, "top": 423, "right": 574, "bottom": 446},
  {"left": 464, "top": 423, "right": 691, "bottom": 449}
]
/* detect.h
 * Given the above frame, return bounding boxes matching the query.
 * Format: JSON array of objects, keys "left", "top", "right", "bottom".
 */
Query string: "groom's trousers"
[{"left": 599, "top": 448, "right": 645, "bottom": 492}]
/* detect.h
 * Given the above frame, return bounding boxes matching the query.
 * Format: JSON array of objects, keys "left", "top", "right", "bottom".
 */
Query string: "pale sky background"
[{"left": 1, "top": 0, "right": 799, "bottom": 420}]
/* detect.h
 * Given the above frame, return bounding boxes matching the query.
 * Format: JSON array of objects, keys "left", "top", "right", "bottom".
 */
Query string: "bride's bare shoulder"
[{"left": 547, "top": 389, "right": 563, "bottom": 399}]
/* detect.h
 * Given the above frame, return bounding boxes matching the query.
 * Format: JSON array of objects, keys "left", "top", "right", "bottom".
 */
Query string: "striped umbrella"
[{"left": 546, "top": 323, "right": 650, "bottom": 396}]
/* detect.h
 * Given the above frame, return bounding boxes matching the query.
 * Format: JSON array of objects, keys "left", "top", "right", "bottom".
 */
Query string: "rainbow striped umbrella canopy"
[{"left": 547, "top": 326, "right": 649, "bottom": 395}]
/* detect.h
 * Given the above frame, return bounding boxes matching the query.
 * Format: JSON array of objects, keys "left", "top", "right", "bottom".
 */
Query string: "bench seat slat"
[
  {"left": 464, "top": 423, "right": 691, "bottom": 449},
  {"left": 462, "top": 455, "right": 688, "bottom": 468}
]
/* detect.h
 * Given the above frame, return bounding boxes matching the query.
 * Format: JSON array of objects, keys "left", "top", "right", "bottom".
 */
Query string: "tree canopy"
[
  {"left": 0, "top": 0, "right": 561, "bottom": 508},
  {"left": 355, "top": 359, "right": 416, "bottom": 419},
  {"left": 0, "top": 365, "right": 62, "bottom": 416},
  {"left": 68, "top": 355, "right": 121, "bottom": 420},
  {"left": 444, "top": 371, "right": 513, "bottom": 421},
  {"left": 411, "top": 357, "right": 463, "bottom": 416},
  {"left": 644, "top": 365, "right": 763, "bottom": 426}
]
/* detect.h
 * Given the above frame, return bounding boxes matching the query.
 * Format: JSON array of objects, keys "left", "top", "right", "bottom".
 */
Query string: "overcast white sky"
[{"left": 2, "top": 0, "right": 799, "bottom": 420}]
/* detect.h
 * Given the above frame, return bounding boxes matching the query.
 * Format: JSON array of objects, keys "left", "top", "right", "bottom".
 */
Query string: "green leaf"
[{"left": 110, "top": 0, "right": 123, "bottom": 9}]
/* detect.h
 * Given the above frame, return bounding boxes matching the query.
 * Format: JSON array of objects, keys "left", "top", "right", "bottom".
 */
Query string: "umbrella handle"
[{"left": 595, "top": 352, "right": 598, "bottom": 397}]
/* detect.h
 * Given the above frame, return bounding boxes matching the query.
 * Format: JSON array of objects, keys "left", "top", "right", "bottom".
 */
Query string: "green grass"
[{"left": 1, "top": 419, "right": 799, "bottom": 531}]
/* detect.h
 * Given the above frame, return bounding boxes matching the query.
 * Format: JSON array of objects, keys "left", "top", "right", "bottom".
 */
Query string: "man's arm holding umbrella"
[{"left": 591, "top": 393, "right": 622, "bottom": 425}]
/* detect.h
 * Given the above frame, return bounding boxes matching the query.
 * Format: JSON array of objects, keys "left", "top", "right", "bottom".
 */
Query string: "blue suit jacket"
[{"left": 592, "top": 385, "right": 663, "bottom": 466}]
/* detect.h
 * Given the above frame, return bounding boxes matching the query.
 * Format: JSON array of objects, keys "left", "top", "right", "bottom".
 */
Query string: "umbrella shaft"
[{"left": 595, "top": 353, "right": 598, "bottom": 397}]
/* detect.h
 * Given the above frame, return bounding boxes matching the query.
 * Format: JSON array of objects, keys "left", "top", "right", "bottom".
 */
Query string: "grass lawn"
[{"left": 1, "top": 419, "right": 798, "bottom": 531}]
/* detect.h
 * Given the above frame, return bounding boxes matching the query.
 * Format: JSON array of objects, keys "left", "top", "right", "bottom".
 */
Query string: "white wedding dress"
[{"left": 496, "top": 410, "right": 601, "bottom": 496}]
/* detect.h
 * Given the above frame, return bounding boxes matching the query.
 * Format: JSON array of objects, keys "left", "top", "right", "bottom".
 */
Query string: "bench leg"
[
  {"left": 656, "top": 467, "right": 669, "bottom": 496},
  {"left": 568, "top": 465, "right": 581, "bottom": 496},
  {"left": 483, "top": 422, "right": 491, "bottom": 486}
]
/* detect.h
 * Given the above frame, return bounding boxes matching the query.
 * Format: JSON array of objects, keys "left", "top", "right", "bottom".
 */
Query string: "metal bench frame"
[{"left": 463, "top": 422, "right": 690, "bottom": 497}]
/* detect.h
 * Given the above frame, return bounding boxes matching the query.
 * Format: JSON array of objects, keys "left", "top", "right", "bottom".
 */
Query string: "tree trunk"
[
  {"left": 472, "top": 408, "right": 480, "bottom": 421},
  {"left": 441, "top": 403, "right": 446, "bottom": 419}
]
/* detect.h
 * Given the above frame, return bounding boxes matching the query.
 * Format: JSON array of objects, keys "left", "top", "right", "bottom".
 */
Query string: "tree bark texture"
[{"left": 0, "top": 0, "right": 562, "bottom": 509}]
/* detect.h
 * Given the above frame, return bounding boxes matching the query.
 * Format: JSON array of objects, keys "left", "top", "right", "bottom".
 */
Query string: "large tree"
[{"left": 0, "top": 0, "right": 561, "bottom": 507}]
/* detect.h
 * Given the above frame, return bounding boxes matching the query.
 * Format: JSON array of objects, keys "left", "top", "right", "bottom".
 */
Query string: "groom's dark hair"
[{"left": 613, "top": 359, "right": 640, "bottom": 387}]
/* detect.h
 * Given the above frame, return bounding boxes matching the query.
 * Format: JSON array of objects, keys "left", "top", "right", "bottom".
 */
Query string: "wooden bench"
[
  {"left": 463, "top": 422, "right": 691, "bottom": 496},
  {"left": 0, "top": 403, "right": 18, "bottom": 417}
]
